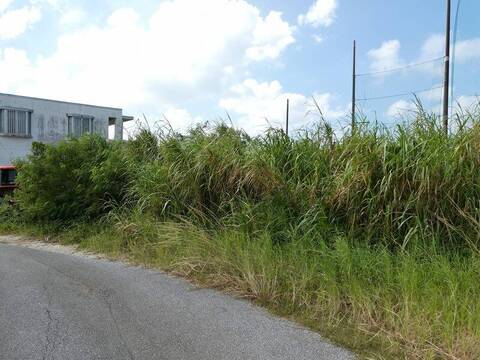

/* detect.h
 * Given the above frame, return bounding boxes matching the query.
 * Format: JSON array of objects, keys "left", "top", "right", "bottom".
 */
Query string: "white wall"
[{"left": 0, "top": 93, "right": 124, "bottom": 165}]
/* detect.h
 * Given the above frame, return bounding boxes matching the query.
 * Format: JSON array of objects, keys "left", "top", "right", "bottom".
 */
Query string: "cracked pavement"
[{"left": 0, "top": 237, "right": 355, "bottom": 360}]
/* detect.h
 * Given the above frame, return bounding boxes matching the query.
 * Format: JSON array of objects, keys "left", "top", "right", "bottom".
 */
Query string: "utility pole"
[
  {"left": 351, "top": 40, "right": 356, "bottom": 133},
  {"left": 442, "top": 0, "right": 451, "bottom": 136},
  {"left": 286, "top": 98, "right": 290, "bottom": 137},
  {"left": 450, "top": 0, "right": 462, "bottom": 120}
]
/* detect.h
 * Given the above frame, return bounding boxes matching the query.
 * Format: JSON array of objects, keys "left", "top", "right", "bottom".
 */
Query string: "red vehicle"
[{"left": 0, "top": 165, "right": 17, "bottom": 198}]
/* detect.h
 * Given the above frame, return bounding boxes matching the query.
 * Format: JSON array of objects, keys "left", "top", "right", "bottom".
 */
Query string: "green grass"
[{"left": 3, "top": 106, "right": 480, "bottom": 358}]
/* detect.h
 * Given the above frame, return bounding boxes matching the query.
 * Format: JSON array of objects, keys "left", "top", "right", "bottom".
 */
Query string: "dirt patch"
[{"left": 0, "top": 235, "right": 103, "bottom": 259}]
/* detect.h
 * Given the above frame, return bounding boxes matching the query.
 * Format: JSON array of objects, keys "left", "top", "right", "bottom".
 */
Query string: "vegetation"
[{"left": 2, "top": 106, "right": 480, "bottom": 359}]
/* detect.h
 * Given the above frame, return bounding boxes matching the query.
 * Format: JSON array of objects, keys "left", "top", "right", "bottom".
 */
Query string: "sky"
[{"left": 0, "top": 0, "right": 479, "bottom": 136}]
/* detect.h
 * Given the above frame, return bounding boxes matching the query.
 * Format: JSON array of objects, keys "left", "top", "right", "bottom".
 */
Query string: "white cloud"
[
  {"left": 246, "top": 11, "right": 295, "bottom": 61},
  {"left": 0, "top": 0, "right": 12, "bottom": 12},
  {"left": 455, "top": 38, "right": 480, "bottom": 63},
  {"left": 420, "top": 33, "right": 480, "bottom": 64},
  {"left": 454, "top": 95, "right": 479, "bottom": 112},
  {"left": 367, "top": 36, "right": 455, "bottom": 77},
  {"left": 313, "top": 34, "right": 323, "bottom": 43},
  {"left": 387, "top": 99, "right": 416, "bottom": 118},
  {"left": 219, "top": 79, "right": 296, "bottom": 133},
  {"left": 368, "top": 40, "right": 404, "bottom": 74},
  {"left": 419, "top": 34, "right": 444, "bottom": 60},
  {"left": 298, "top": 0, "right": 338, "bottom": 28},
  {"left": 0, "top": 48, "right": 33, "bottom": 89},
  {"left": 0, "top": 5, "right": 41, "bottom": 39},
  {"left": 32, "top": 0, "right": 83, "bottom": 21},
  {"left": 367, "top": 38, "right": 435, "bottom": 78},
  {"left": 219, "top": 78, "right": 344, "bottom": 134},
  {"left": 416, "top": 34, "right": 480, "bottom": 75},
  {"left": 422, "top": 85, "right": 443, "bottom": 102},
  {"left": 59, "top": 8, "right": 86, "bottom": 25},
  {"left": 415, "top": 34, "right": 444, "bottom": 75},
  {"left": 162, "top": 107, "right": 203, "bottom": 133},
  {"left": 0, "top": 0, "right": 296, "bottom": 133},
  {"left": 120, "top": 106, "right": 203, "bottom": 138}
]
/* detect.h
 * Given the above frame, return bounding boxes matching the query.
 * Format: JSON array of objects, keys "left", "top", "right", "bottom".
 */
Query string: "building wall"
[{"left": 0, "top": 93, "right": 124, "bottom": 165}]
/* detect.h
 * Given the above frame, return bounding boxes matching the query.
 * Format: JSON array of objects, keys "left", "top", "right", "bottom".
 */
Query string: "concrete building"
[{"left": 0, "top": 93, "right": 133, "bottom": 165}]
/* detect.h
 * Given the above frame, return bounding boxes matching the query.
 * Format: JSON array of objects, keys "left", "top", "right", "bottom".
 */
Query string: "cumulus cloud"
[
  {"left": 313, "top": 34, "right": 323, "bottom": 43},
  {"left": 0, "top": 0, "right": 296, "bottom": 132},
  {"left": 298, "top": 0, "right": 338, "bottom": 28},
  {"left": 414, "top": 34, "right": 445, "bottom": 75},
  {"left": 376, "top": 34, "right": 480, "bottom": 77},
  {"left": 0, "top": 5, "right": 41, "bottom": 39},
  {"left": 368, "top": 40, "right": 404, "bottom": 74},
  {"left": 0, "top": 48, "right": 33, "bottom": 89},
  {"left": 0, "top": 0, "right": 12, "bottom": 12},
  {"left": 454, "top": 95, "right": 479, "bottom": 112},
  {"left": 162, "top": 107, "right": 204, "bottom": 133},
  {"left": 455, "top": 38, "right": 480, "bottom": 63},
  {"left": 59, "top": 8, "right": 86, "bottom": 25},
  {"left": 219, "top": 78, "right": 344, "bottom": 134},
  {"left": 422, "top": 85, "right": 444, "bottom": 102},
  {"left": 387, "top": 99, "right": 416, "bottom": 118},
  {"left": 246, "top": 11, "right": 295, "bottom": 61},
  {"left": 420, "top": 33, "right": 480, "bottom": 64},
  {"left": 419, "top": 34, "right": 444, "bottom": 60},
  {"left": 415, "top": 34, "right": 480, "bottom": 76}
]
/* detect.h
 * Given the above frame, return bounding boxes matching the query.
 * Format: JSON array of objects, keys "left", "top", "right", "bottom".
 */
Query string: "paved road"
[{"left": 0, "top": 238, "right": 354, "bottom": 360}]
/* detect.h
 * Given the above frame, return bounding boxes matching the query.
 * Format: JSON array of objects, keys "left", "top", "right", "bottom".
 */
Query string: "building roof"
[
  {"left": 109, "top": 116, "right": 135, "bottom": 125},
  {"left": 0, "top": 92, "right": 123, "bottom": 111}
]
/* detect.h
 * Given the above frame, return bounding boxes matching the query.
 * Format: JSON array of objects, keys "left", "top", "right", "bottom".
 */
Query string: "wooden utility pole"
[
  {"left": 450, "top": 0, "right": 462, "bottom": 119},
  {"left": 351, "top": 40, "right": 356, "bottom": 133},
  {"left": 286, "top": 98, "right": 290, "bottom": 137},
  {"left": 442, "top": 0, "right": 451, "bottom": 135}
]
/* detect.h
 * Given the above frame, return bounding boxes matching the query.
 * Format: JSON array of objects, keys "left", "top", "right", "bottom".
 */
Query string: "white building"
[{"left": 0, "top": 93, "right": 133, "bottom": 165}]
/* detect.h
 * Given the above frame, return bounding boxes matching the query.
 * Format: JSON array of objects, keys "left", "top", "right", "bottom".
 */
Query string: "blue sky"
[{"left": 0, "top": 0, "right": 479, "bottom": 135}]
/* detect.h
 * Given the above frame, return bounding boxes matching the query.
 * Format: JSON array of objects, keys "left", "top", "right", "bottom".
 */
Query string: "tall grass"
[
  {"left": 123, "top": 109, "right": 480, "bottom": 251},
  {"left": 4, "top": 105, "right": 480, "bottom": 358}
]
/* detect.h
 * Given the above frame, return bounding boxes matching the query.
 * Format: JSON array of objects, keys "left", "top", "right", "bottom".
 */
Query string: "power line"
[
  {"left": 356, "top": 85, "right": 444, "bottom": 102},
  {"left": 356, "top": 57, "right": 445, "bottom": 77}
]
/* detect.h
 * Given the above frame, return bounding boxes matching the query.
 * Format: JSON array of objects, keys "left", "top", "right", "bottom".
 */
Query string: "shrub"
[{"left": 15, "top": 135, "right": 130, "bottom": 222}]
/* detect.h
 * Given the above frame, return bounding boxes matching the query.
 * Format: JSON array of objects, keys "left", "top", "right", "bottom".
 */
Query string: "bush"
[{"left": 14, "top": 136, "right": 131, "bottom": 222}]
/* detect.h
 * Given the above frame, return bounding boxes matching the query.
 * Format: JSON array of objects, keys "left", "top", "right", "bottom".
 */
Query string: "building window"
[
  {"left": 0, "top": 108, "right": 32, "bottom": 137},
  {"left": 67, "top": 115, "right": 95, "bottom": 138},
  {"left": 0, "top": 168, "right": 16, "bottom": 186}
]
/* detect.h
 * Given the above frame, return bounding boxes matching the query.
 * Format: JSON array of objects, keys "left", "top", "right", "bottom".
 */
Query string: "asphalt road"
[{"left": 0, "top": 238, "right": 354, "bottom": 360}]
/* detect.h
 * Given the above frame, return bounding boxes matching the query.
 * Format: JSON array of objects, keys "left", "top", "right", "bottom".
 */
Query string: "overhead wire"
[
  {"left": 356, "top": 85, "right": 444, "bottom": 102},
  {"left": 356, "top": 57, "right": 445, "bottom": 77}
]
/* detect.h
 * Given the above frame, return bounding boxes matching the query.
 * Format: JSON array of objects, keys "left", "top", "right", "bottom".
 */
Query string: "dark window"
[{"left": 0, "top": 169, "right": 16, "bottom": 186}]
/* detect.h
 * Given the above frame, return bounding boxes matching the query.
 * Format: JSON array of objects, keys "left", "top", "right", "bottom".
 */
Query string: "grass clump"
[{"left": 3, "top": 105, "right": 480, "bottom": 359}]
